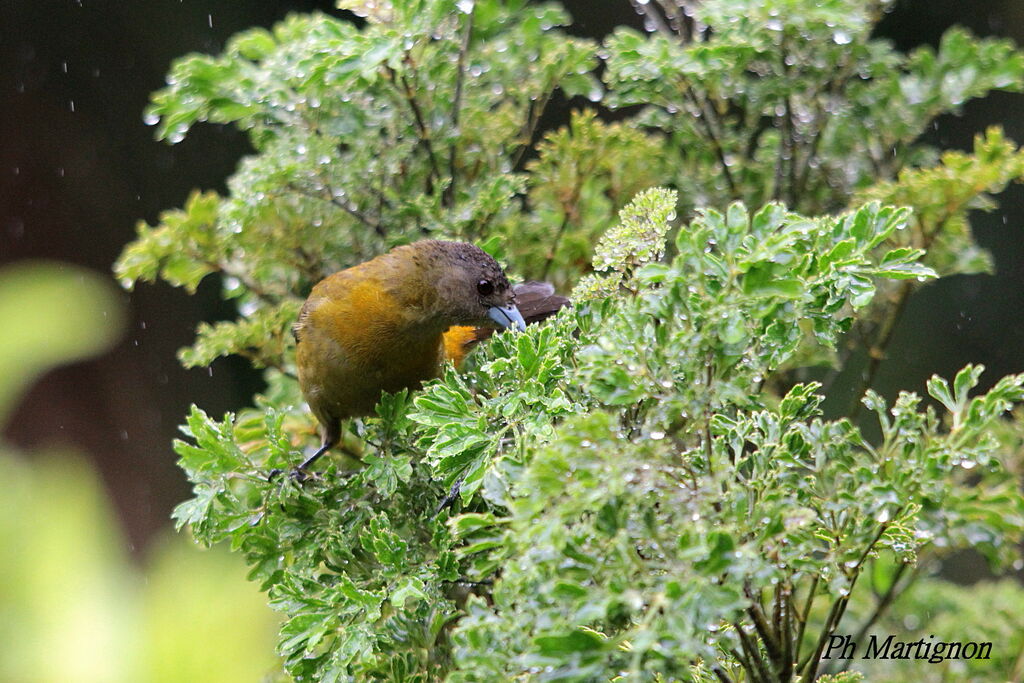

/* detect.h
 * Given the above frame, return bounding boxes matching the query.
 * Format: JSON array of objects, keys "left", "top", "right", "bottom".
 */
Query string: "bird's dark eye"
[{"left": 477, "top": 279, "right": 494, "bottom": 296}]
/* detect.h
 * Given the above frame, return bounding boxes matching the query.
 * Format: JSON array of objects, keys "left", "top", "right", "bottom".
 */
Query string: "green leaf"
[{"left": 534, "top": 629, "right": 605, "bottom": 656}]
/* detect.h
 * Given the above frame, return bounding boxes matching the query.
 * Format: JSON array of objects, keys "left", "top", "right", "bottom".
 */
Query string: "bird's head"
[{"left": 415, "top": 240, "right": 526, "bottom": 332}]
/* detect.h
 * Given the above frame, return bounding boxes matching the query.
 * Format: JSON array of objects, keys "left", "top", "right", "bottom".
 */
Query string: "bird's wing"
[{"left": 512, "top": 281, "right": 570, "bottom": 324}]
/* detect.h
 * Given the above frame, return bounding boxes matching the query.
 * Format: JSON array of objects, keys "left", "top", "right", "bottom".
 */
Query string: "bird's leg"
[
  {"left": 266, "top": 438, "right": 334, "bottom": 482},
  {"left": 296, "top": 440, "right": 334, "bottom": 473},
  {"left": 266, "top": 420, "right": 368, "bottom": 482},
  {"left": 433, "top": 474, "right": 466, "bottom": 519}
]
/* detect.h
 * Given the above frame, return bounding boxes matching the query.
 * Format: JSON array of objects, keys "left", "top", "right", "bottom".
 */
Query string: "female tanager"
[{"left": 292, "top": 239, "right": 564, "bottom": 474}]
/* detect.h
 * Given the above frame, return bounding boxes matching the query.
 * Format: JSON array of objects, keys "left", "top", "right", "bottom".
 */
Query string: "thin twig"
[
  {"left": 773, "top": 102, "right": 787, "bottom": 203},
  {"left": 286, "top": 182, "right": 385, "bottom": 236},
  {"left": 793, "top": 54, "right": 856, "bottom": 207},
  {"left": 682, "top": 85, "right": 738, "bottom": 196},
  {"left": 746, "top": 583, "right": 783, "bottom": 667},
  {"left": 444, "top": 8, "right": 474, "bottom": 209},
  {"left": 630, "top": 0, "right": 674, "bottom": 37},
  {"left": 188, "top": 246, "right": 280, "bottom": 307},
  {"left": 784, "top": 92, "right": 797, "bottom": 205},
  {"left": 704, "top": 358, "right": 716, "bottom": 477},
  {"left": 793, "top": 575, "right": 819, "bottom": 664},
  {"left": 779, "top": 581, "right": 794, "bottom": 681},
  {"left": 712, "top": 666, "right": 735, "bottom": 683},
  {"left": 798, "top": 594, "right": 846, "bottom": 682},
  {"left": 743, "top": 112, "right": 771, "bottom": 161},
  {"left": 848, "top": 279, "right": 912, "bottom": 419},
  {"left": 540, "top": 211, "right": 573, "bottom": 280},
  {"left": 772, "top": 584, "right": 784, "bottom": 645},
  {"left": 511, "top": 88, "right": 552, "bottom": 172},
  {"left": 739, "top": 624, "right": 775, "bottom": 683},
  {"left": 799, "top": 523, "right": 890, "bottom": 680},
  {"left": 850, "top": 208, "right": 955, "bottom": 419},
  {"left": 730, "top": 647, "right": 758, "bottom": 682},
  {"left": 387, "top": 63, "right": 444, "bottom": 195},
  {"left": 655, "top": 0, "right": 684, "bottom": 36},
  {"left": 776, "top": 34, "right": 797, "bottom": 205},
  {"left": 830, "top": 561, "right": 917, "bottom": 675}
]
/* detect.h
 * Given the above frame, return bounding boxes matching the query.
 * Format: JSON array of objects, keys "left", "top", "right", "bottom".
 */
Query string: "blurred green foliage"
[
  {"left": 116, "top": 0, "right": 1024, "bottom": 681},
  {"left": 0, "top": 263, "right": 123, "bottom": 420},
  {"left": 0, "top": 263, "right": 279, "bottom": 683},
  {"left": 855, "top": 577, "right": 1024, "bottom": 681}
]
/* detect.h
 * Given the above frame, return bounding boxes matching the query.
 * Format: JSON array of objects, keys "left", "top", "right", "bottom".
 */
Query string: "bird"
[{"left": 290, "top": 239, "right": 568, "bottom": 476}]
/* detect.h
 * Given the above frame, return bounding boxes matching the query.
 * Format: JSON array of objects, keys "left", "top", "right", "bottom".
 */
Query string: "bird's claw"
[{"left": 266, "top": 467, "right": 321, "bottom": 483}]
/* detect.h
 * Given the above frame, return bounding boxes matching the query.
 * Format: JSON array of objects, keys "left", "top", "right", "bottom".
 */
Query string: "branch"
[
  {"left": 630, "top": 0, "right": 675, "bottom": 38},
  {"left": 799, "top": 522, "right": 890, "bottom": 681},
  {"left": 745, "top": 583, "right": 783, "bottom": 668},
  {"left": 540, "top": 211, "right": 573, "bottom": 280},
  {"left": 681, "top": 84, "right": 738, "bottom": 196},
  {"left": 778, "top": 582, "right": 794, "bottom": 681},
  {"left": 828, "top": 561, "right": 919, "bottom": 675},
  {"left": 847, "top": 278, "right": 912, "bottom": 419},
  {"left": 511, "top": 88, "right": 552, "bottom": 173},
  {"left": 444, "top": 8, "right": 474, "bottom": 209},
  {"left": 743, "top": 113, "right": 771, "bottom": 161},
  {"left": 712, "top": 666, "right": 735, "bottom": 683},
  {"left": 774, "top": 34, "right": 796, "bottom": 205},
  {"left": 186, "top": 245, "right": 281, "bottom": 307},
  {"left": 387, "top": 63, "right": 444, "bottom": 195},
  {"left": 730, "top": 647, "right": 757, "bottom": 682},
  {"left": 285, "top": 182, "right": 385, "bottom": 237},
  {"left": 735, "top": 623, "right": 774, "bottom": 683},
  {"left": 848, "top": 186, "right": 986, "bottom": 415},
  {"left": 655, "top": 0, "right": 685, "bottom": 36},
  {"left": 773, "top": 103, "right": 787, "bottom": 203},
  {"left": 798, "top": 592, "right": 847, "bottom": 683},
  {"left": 785, "top": 91, "right": 797, "bottom": 205},
  {"left": 703, "top": 358, "right": 716, "bottom": 478},
  {"left": 793, "top": 575, "right": 818, "bottom": 665},
  {"left": 793, "top": 55, "right": 856, "bottom": 205}
]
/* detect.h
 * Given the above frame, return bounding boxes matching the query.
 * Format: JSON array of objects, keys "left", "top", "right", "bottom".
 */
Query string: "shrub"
[{"left": 117, "top": 1, "right": 1024, "bottom": 680}]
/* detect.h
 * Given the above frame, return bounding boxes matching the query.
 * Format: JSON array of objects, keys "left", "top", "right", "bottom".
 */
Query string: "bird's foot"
[{"left": 266, "top": 466, "right": 322, "bottom": 483}]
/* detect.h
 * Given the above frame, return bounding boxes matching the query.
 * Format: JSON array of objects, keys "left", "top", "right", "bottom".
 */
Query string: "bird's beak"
[{"left": 487, "top": 304, "right": 526, "bottom": 332}]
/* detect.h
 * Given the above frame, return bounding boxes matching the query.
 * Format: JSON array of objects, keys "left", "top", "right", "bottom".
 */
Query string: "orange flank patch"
[{"left": 442, "top": 325, "right": 484, "bottom": 368}]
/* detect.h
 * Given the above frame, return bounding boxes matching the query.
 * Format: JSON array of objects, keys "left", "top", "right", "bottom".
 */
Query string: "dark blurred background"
[{"left": 1, "top": 0, "right": 1022, "bottom": 552}]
